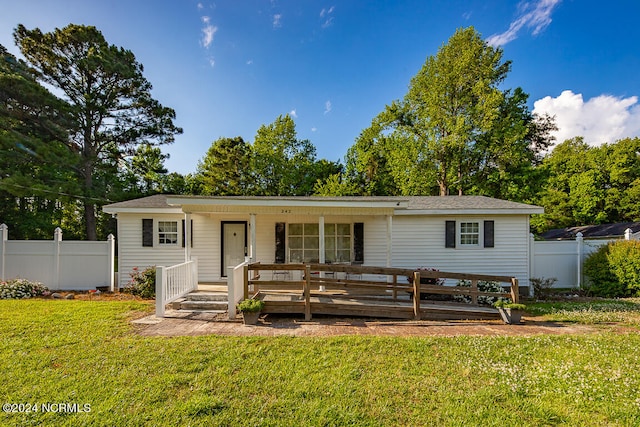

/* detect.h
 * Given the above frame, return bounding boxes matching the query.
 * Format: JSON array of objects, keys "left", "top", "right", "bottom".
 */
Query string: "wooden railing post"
[
  {"left": 471, "top": 279, "right": 478, "bottom": 305},
  {"left": 304, "top": 265, "right": 311, "bottom": 321},
  {"left": 510, "top": 278, "right": 519, "bottom": 304},
  {"left": 413, "top": 271, "right": 421, "bottom": 320},
  {"left": 243, "top": 264, "right": 249, "bottom": 299}
]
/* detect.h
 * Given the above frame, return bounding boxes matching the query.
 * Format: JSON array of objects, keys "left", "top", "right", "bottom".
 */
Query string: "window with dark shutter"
[
  {"left": 142, "top": 219, "right": 153, "bottom": 247},
  {"left": 353, "top": 222, "right": 364, "bottom": 264},
  {"left": 484, "top": 220, "right": 495, "bottom": 248},
  {"left": 275, "top": 222, "right": 286, "bottom": 263},
  {"left": 445, "top": 221, "right": 456, "bottom": 248}
]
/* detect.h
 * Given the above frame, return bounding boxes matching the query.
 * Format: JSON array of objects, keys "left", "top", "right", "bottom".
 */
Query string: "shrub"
[
  {"left": 0, "top": 279, "right": 49, "bottom": 299},
  {"left": 607, "top": 240, "right": 640, "bottom": 295},
  {"left": 237, "top": 299, "right": 265, "bottom": 312},
  {"left": 125, "top": 266, "right": 156, "bottom": 298},
  {"left": 530, "top": 277, "right": 557, "bottom": 300},
  {"left": 454, "top": 280, "right": 508, "bottom": 306},
  {"left": 584, "top": 244, "right": 628, "bottom": 297}
]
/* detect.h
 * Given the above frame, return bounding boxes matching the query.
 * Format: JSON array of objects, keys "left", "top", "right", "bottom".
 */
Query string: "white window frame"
[
  {"left": 458, "top": 220, "right": 482, "bottom": 248},
  {"left": 287, "top": 223, "right": 352, "bottom": 263},
  {"left": 158, "top": 220, "right": 179, "bottom": 246}
]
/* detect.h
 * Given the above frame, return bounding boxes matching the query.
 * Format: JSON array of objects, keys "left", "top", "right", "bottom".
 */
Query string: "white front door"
[{"left": 222, "top": 222, "right": 246, "bottom": 276}]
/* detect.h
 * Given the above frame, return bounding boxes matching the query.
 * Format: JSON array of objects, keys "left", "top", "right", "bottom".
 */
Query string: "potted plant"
[
  {"left": 237, "top": 299, "right": 265, "bottom": 325},
  {"left": 493, "top": 300, "right": 526, "bottom": 324}
]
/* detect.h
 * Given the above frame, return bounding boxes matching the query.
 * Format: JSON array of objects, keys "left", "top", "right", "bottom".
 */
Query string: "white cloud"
[
  {"left": 311, "top": 127, "right": 317, "bottom": 132},
  {"left": 201, "top": 16, "right": 218, "bottom": 49},
  {"left": 324, "top": 100, "right": 332, "bottom": 114},
  {"left": 273, "top": 14, "right": 282, "bottom": 28},
  {"left": 208, "top": 57, "right": 215, "bottom": 68},
  {"left": 290, "top": 109, "right": 297, "bottom": 118},
  {"left": 487, "top": 0, "right": 561, "bottom": 47},
  {"left": 320, "top": 6, "right": 335, "bottom": 28},
  {"left": 533, "top": 90, "right": 640, "bottom": 146},
  {"left": 197, "top": 2, "right": 203, "bottom": 10},
  {"left": 246, "top": 59, "right": 253, "bottom": 65}
]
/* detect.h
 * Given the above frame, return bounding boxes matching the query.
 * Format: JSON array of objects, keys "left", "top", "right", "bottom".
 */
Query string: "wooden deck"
[{"left": 242, "top": 263, "right": 519, "bottom": 322}]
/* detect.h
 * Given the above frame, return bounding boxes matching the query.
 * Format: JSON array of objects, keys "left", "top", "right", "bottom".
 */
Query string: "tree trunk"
[{"left": 84, "top": 201, "right": 97, "bottom": 241}]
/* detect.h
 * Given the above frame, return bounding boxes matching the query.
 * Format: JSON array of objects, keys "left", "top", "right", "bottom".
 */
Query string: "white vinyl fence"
[
  {"left": 0, "top": 224, "right": 115, "bottom": 291},
  {"left": 531, "top": 229, "right": 639, "bottom": 289}
]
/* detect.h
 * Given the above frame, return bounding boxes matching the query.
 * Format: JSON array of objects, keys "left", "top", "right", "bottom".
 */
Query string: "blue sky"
[{"left": 2, "top": 0, "right": 640, "bottom": 174}]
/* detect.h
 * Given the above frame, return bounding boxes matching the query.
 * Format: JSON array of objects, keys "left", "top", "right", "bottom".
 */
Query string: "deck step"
[
  {"left": 170, "top": 290, "right": 229, "bottom": 311},
  {"left": 178, "top": 300, "right": 229, "bottom": 311}
]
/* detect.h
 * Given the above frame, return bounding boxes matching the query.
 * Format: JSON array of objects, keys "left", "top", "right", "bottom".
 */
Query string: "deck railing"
[
  {"left": 156, "top": 258, "right": 198, "bottom": 317},
  {"left": 246, "top": 263, "right": 518, "bottom": 320}
]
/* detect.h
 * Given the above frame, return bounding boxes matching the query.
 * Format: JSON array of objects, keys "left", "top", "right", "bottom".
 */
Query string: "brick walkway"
[{"left": 133, "top": 310, "right": 602, "bottom": 337}]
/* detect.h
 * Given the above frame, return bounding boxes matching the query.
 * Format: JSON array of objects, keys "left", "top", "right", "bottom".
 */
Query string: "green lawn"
[{"left": 1, "top": 299, "right": 640, "bottom": 426}]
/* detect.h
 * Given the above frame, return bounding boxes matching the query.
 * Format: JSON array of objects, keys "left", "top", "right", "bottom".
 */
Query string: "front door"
[{"left": 221, "top": 222, "right": 247, "bottom": 277}]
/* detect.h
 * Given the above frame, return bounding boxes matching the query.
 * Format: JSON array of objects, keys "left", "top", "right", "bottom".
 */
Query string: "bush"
[
  {"left": 454, "top": 280, "right": 508, "bottom": 306},
  {"left": 0, "top": 279, "right": 49, "bottom": 299},
  {"left": 584, "top": 244, "right": 629, "bottom": 297},
  {"left": 530, "top": 277, "right": 557, "bottom": 300},
  {"left": 608, "top": 240, "right": 640, "bottom": 294},
  {"left": 125, "top": 266, "right": 156, "bottom": 298}
]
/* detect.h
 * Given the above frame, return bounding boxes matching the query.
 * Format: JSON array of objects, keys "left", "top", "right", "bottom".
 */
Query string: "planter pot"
[
  {"left": 498, "top": 307, "right": 523, "bottom": 325},
  {"left": 242, "top": 311, "right": 260, "bottom": 325}
]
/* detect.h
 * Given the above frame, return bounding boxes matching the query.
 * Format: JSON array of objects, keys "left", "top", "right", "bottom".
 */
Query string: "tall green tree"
[
  {"left": 251, "top": 114, "right": 340, "bottom": 196},
  {"left": 14, "top": 24, "right": 182, "bottom": 239},
  {"left": 0, "top": 44, "right": 78, "bottom": 238},
  {"left": 195, "top": 136, "right": 251, "bottom": 196}
]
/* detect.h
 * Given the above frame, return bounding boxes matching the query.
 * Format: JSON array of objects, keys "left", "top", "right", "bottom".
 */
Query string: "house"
[{"left": 103, "top": 194, "right": 543, "bottom": 290}]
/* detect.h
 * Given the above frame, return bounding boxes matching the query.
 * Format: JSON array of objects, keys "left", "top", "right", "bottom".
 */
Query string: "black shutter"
[
  {"left": 484, "top": 220, "right": 495, "bottom": 248},
  {"left": 142, "top": 219, "right": 153, "bottom": 247},
  {"left": 353, "top": 222, "right": 364, "bottom": 264},
  {"left": 445, "top": 221, "right": 456, "bottom": 248},
  {"left": 182, "top": 219, "right": 193, "bottom": 248},
  {"left": 275, "top": 222, "right": 286, "bottom": 263}
]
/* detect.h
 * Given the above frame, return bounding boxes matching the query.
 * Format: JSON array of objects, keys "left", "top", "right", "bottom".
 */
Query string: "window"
[
  {"left": 287, "top": 223, "right": 352, "bottom": 263},
  {"left": 460, "top": 222, "right": 479, "bottom": 246},
  {"left": 445, "top": 220, "right": 495, "bottom": 249},
  {"left": 289, "top": 223, "right": 319, "bottom": 263},
  {"left": 158, "top": 221, "right": 178, "bottom": 245},
  {"left": 324, "top": 223, "right": 351, "bottom": 263}
]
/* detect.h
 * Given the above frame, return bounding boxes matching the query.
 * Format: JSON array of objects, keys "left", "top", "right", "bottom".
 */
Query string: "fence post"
[
  {"left": 53, "top": 227, "right": 62, "bottom": 290},
  {"left": 529, "top": 233, "right": 535, "bottom": 297},
  {"left": 107, "top": 234, "right": 115, "bottom": 292},
  {"left": 0, "top": 224, "right": 7, "bottom": 281},
  {"left": 625, "top": 228, "right": 633, "bottom": 240},
  {"left": 304, "top": 265, "right": 311, "bottom": 321},
  {"left": 156, "top": 266, "right": 166, "bottom": 317},
  {"left": 576, "top": 232, "right": 584, "bottom": 289},
  {"left": 227, "top": 266, "right": 236, "bottom": 320}
]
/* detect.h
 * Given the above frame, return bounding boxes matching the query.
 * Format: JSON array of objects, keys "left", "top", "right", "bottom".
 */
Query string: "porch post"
[
  {"left": 184, "top": 212, "right": 192, "bottom": 262},
  {"left": 386, "top": 215, "right": 393, "bottom": 268},
  {"left": 319, "top": 216, "right": 325, "bottom": 291},
  {"left": 250, "top": 213, "right": 257, "bottom": 262}
]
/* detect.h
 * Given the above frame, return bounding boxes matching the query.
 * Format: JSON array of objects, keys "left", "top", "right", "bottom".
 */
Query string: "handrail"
[
  {"left": 227, "top": 260, "right": 250, "bottom": 320},
  {"left": 156, "top": 258, "right": 198, "bottom": 317},
  {"left": 247, "top": 263, "right": 518, "bottom": 320}
]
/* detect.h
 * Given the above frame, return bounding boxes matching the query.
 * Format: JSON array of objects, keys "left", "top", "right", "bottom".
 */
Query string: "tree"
[
  {"left": 388, "top": 27, "right": 510, "bottom": 196},
  {"left": 345, "top": 27, "right": 552, "bottom": 199},
  {"left": 195, "top": 136, "right": 251, "bottom": 195},
  {"left": 0, "top": 44, "right": 79, "bottom": 238},
  {"left": 251, "top": 114, "right": 340, "bottom": 196},
  {"left": 14, "top": 24, "right": 182, "bottom": 239},
  {"left": 129, "top": 143, "right": 169, "bottom": 194}
]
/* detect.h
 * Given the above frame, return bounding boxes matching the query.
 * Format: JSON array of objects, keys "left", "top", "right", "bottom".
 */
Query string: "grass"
[
  {"left": 528, "top": 298, "right": 640, "bottom": 325},
  {"left": 1, "top": 299, "right": 640, "bottom": 426}
]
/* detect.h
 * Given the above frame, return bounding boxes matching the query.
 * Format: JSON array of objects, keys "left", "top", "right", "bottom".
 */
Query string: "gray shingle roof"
[{"left": 104, "top": 194, "right": 542, "bottom": 213}]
